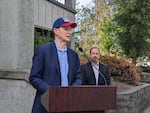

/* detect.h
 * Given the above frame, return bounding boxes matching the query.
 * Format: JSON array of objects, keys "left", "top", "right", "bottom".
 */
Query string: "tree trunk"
[{"left": 132, "top": 56, "right": 137, "bottom": 65}]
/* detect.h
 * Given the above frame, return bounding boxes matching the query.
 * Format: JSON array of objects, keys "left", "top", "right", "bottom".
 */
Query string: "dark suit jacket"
[
  {"left": 29, "top": 41, "right": 81, "bottom": 113},
  {"left": 81, "top": 62, "right": 110, "bottom": 85}
]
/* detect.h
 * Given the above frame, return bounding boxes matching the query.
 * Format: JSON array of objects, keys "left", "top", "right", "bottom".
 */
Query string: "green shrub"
[
  {"left": 100, "top": 55, "right": 140, "bottom": 85},
  {"left": 34, "top": 28, "right": 53, "bottom": 51},
  {"left": 141, "top": 66, "right": 150, "bottom": 73}
]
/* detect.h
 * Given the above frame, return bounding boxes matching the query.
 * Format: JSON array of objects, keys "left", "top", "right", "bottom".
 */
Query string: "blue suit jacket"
[{"left": 29, "top": 41, "right": 81, "bottom": 113}]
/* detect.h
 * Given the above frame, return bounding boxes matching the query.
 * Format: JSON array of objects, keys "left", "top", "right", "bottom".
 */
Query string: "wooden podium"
[{"left": 41, "top": 86, "right": 117, "bottom": 113}]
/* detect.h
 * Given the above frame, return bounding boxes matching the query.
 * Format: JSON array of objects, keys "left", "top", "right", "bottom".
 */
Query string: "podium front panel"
[{"left": 41, "top": 86, "right": 117, "bottom": 112}]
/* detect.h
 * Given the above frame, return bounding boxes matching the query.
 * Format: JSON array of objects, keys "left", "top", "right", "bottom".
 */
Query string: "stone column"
[
  {"left": 0, "top": 0, "right": 34, "bottom": 72},
  {"left": 0, "top": 0, "right": 35, "bottom": 113}
]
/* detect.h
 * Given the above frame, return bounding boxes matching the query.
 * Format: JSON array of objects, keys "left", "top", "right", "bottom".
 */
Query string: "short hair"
[
  {"left": 89, "top": 47, "right": 100, "bottom": 53},
  {"left": 50, "top": 30, "right": 55, "bottom": 39}
]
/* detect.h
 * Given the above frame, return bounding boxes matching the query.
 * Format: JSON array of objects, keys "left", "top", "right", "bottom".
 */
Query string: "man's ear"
[{"left": 53, "top": 28, "right": 57, "bottom": 33}]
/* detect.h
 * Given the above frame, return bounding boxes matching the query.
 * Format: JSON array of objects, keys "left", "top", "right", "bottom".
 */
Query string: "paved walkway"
[{"left": 143, "top": 106, "right": 150, "bottom": 113}]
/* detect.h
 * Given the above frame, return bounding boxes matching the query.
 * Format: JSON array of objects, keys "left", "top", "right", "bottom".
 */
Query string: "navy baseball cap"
[{"left": 52, "top": 17, "right": 77, "bottom": 29}]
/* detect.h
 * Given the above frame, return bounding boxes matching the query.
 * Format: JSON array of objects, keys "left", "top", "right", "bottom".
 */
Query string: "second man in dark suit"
[{"left": 81, "top": 47, "right": 110, "bottom": 85}]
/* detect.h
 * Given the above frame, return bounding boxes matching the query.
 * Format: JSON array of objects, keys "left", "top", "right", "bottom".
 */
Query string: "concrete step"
[{"left": 143, "top": 106, "right": 150, "bottom": 113}]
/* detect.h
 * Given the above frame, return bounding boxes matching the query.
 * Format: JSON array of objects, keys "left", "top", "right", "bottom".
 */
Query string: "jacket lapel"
[
  {"left": 49, "top": 42, "right": 61, "bottom": 74},
  {"left": 89, "top": 62, "right": 97, "bottom": 83},
  {"left": 67, "top": 49, "right": 71, "bottom": 85}
]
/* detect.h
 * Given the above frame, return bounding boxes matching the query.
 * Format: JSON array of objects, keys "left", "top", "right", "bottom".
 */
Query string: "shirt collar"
[
  {"left": 55, "top": 40, "right": 67, "bottom": 52},
  {"left": 91, "top": 62, "right": 99, "bottom": 67}
]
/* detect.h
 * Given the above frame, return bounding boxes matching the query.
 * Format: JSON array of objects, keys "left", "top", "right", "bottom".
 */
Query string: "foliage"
[
  {"left": 100, "top": 19, "right": 122, "bottom": 56},
  {"left": 113, "top": 0, "right": 150, "bottom": 64},
  {"left": 100, "top": 55, "right": 141, "bottom": 85},
  {"left": 75, "top": 0, "right": 113, "bottom": 55},
  {"left": 79, "top": 55, "right": 88, "bottom": 65},
  {"left": 34, "top": 28, "right": 53, "bottom": 51},
  {"left": 139, "top": 66, "right": 150, "bottom": 73}
]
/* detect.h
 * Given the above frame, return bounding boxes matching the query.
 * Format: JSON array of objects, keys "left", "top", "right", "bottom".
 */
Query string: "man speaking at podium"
[
  {"left": 29, "top": 17, "right": 81, "bottom": 113},
  {"left": 81, "top": 47, "right": 110, "bottom": 113}
]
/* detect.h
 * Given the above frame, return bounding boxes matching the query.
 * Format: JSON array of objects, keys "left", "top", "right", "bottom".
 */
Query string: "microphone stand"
[{"left": 92, "top": 65, "right": 108, "bottom": 86}]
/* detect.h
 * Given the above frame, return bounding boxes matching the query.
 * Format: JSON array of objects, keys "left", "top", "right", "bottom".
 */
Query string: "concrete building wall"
[
  {"left": 0, "top": 0, "right": 76, "bottom": 113},
  {"left": 0, "top": 78, "right": 36, "bottom": 113},
  {"left": 34, "top": 0, "right": 76, "bottom": 30},
  {"left": 0, "top": 0, "right": 34, "bottom": 71},
  {"left": 0, "top": 0, "right": 76, "bottom": 71},
  {"left": 33, "top": 0, "right": 76, "bottom": 48},
  {"left": 0, "top": 0, "right": 34, "bottom": 112}
]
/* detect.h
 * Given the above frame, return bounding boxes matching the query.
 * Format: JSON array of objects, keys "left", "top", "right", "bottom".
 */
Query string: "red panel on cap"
[{"left": 60, "top": 22, "right": 77, "bottom": 28}]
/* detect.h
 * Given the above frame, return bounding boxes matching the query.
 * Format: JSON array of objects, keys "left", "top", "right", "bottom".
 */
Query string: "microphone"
[
  {"left": 78, "top": 47, "right": 83, "bottom": 52},
  {"left": 78, "top": 46, "right": 108, "bottom": 85},
  {"left": 75, "top": 42, "right": 90, "bottom": 62},
  {"left": 78, "top": 47, "right": 90, "bottom": 62}
]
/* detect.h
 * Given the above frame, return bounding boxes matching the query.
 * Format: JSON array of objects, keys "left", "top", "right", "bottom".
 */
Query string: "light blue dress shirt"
[
  {"left": 92, "top": 63, "right": 99, "bottom": 85},
  {"left": 55, "top": 41, "right": 69, "bottom": 86}
]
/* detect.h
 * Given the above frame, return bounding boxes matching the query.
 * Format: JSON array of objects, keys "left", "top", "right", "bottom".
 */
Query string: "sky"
[
  {"left": 57, "top": 0, "right": 93, "bottom": 8},
  {"left": 76, "top": 0, "right": 93, "bottom": 8},
  {"left": 75, "top": 0, "right": 93, "bottom": 32}
]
